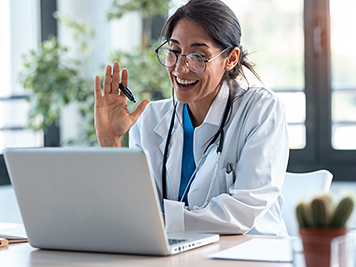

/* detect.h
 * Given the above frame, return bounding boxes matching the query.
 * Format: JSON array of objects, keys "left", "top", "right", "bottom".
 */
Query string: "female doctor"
[{"left": 94, "top": 0, "right": 289, "bottom": 236}]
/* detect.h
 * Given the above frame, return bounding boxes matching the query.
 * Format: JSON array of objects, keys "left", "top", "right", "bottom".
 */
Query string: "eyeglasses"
[{"left": 155, "top": 40, "right": 230, "bottom": 74}]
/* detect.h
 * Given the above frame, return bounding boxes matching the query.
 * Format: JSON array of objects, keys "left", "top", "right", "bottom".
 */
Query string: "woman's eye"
[
  {"left": 169, "top": 49, "right": 180, "bottom": 54},
  {"left": 191, "top": 53, "right": 205, "bottom": 59}
]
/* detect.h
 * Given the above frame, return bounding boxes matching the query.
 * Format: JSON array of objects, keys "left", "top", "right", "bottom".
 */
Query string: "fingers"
[
  {"left": 121, "top": 68, "right": 128, "bottom": 88},
  {"left": 99, "top": 62, "right": 129, "bottom": 98},
  {"left": 118, "top": 68, "right": 128, "bottom": 100},
  {"left": 112, "top": 61, "right": 120, "bottom": 95},
  {"left": 94, "top": 75, "right": 102, "bottom": 100},
  {"left": 103, "top": 65, "right": 112, "bottom": 95},
  {"left": 130, "top": 99, "right": 150, "bottom": 122}
]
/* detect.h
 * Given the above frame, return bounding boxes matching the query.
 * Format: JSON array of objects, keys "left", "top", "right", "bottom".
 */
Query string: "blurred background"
[{"left": 0, "top": 0, "right": 355, "bottom": 185}]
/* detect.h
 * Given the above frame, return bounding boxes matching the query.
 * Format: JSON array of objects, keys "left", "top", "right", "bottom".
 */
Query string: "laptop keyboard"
[{"left": 168, "top": 238, "right": 188, "bottom": 245}]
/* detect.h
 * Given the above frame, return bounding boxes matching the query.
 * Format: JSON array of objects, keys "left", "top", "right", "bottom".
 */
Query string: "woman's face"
[{"left": 167, "top": 19, "right": 227, "bottom": 107}]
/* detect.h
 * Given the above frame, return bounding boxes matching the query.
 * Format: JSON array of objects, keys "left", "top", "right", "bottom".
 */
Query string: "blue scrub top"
[{"left": 178, "top": 104, "right": 196, "bottom": 206}]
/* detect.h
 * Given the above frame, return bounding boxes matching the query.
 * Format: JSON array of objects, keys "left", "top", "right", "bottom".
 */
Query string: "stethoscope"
[{"left": 161, "top": 93, "right": 232, "bottom": 210}]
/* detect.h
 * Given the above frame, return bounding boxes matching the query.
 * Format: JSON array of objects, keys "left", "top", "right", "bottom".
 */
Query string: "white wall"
[{"left": 57, "top": 0, "right": 141, "bottom": 144}]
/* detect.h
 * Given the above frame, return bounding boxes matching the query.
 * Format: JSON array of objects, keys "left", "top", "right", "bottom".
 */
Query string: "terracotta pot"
[{"left": 299, "top": 227, "right": 347, "bottom": 267}]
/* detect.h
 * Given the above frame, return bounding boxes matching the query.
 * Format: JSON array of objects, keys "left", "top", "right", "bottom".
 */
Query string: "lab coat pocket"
[{"left": 219, "top": 166, "right": 234, "bottom": 194}]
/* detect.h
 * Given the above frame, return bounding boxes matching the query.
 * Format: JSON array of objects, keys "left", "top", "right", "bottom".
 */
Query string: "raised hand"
[{"left": 94, "top": 61, "right": 150, "bottom": 147}]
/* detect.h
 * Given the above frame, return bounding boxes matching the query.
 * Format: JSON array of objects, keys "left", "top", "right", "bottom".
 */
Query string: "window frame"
[{"left": 287, "top": 0, "right": 356, "bottom": 181}]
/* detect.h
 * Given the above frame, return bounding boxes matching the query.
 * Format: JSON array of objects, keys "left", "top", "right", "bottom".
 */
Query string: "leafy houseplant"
[
  {"left": 20, "top": 1, "right": 174, "bottom": 147},
  {"left": 20, "top": 14, "right": 98, "bottom": 145},
  {"left": 106, "top": 0, "right": 174, "bottom": 146},
  {"left": 20, "top": 37, "right": 92, "bottom": 131},
  {"left": 108, "top": 42, "right": 172, "bottom": 146},
  {"left": 296, "top": 195, "right": 354, "bottom": 267}
]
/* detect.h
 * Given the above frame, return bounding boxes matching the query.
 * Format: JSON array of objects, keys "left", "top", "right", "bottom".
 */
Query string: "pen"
[
  {"left": 119, "top": 83, "right": 136, "bottom": 103},
  {"left": 111, "top": 75, "right": 136, "bottom": 103}
]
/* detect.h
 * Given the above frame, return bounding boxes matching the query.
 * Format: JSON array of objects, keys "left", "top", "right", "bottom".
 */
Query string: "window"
[
  {"left": 0, "top": 0, "right": 42, "bottom": 153},
  {"left": 224, "top": 0, "right": 356, "bottom": 180},
  {"left": 224, "top": 0, "right": 305, "bottom": 149},
  {"left": 330, "top": 0, "right": 356, "bottom": 150}
]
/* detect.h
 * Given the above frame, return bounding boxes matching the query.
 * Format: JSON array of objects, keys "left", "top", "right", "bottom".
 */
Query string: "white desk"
[{"left": 0, "top": 235, "right": 293, "bottom": 267}]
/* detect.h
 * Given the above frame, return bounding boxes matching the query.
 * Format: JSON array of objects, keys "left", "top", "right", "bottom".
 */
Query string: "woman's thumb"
[{"left": 130, "top": 99, "right": 150, "bottom": 122}]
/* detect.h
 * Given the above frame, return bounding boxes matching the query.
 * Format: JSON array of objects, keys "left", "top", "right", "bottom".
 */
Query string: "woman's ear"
[{"left": 225, "top": 47, "right": 240, "bottom": 71}]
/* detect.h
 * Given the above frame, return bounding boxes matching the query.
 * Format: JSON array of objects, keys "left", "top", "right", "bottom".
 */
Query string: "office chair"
[{"left": 281, "top": 170, "right": 333, "bottom": 236}]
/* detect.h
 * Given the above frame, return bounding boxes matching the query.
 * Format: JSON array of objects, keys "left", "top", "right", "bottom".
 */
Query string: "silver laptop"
[{"left": 4, "top": 147, "right": 219, "bottom": 255}]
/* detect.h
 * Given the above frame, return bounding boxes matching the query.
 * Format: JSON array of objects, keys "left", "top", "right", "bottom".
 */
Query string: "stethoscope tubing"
[
  {"left": 193, "top": 151, "right": 221, "bottom": 210},
  {"left": 161, "top": 93, "right": 232, "bottom": 210},
  {"left": 179, "top": 144, "right": 215, "bottom": 203},
  {"left": 161, "top": 102, "right": 177, "bottom": 208}
]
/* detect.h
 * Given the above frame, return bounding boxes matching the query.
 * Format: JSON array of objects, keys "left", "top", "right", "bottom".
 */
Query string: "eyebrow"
[{"left": 169, "top": 38, "right": 210, "bottom": 49}]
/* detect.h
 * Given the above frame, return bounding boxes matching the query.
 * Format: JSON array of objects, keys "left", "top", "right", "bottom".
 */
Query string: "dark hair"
[{"left": 161, "top": 0, "right": 263, "bottom": 93}]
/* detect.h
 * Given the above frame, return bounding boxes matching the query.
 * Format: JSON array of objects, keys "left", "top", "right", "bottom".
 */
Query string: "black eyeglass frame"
[{"left": 155, "top": 40, "right": 230, "bottom": 74}]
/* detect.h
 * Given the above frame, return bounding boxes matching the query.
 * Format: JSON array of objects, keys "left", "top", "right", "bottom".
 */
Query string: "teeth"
[{"left": 176, "top": 77, "right": 198, "bottom": 85}]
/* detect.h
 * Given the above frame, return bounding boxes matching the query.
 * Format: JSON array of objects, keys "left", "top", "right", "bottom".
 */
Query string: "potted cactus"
[{"left": 296, "top": 194, "right": 354, "bottom": 267}]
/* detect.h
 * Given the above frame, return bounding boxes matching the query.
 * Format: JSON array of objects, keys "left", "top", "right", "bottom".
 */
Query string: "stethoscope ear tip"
[{"left": 192, "top": 206, "right": 199, "bottom": 210}]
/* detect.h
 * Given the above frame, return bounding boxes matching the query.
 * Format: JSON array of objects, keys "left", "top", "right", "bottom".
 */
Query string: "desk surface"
[{"left": 0, "top": 235, "right": 293, "bottom": 267}]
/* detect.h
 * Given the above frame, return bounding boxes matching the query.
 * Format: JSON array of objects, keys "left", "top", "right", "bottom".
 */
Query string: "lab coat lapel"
[
  {"left": 193, "top": 83, "right": 230, "bottom": 161},
  {"left": 154, "top": 103, "right": 184, "bottom": 200},
  {"left": 188, "top": 84, "right": 230, "bottom": 207}
]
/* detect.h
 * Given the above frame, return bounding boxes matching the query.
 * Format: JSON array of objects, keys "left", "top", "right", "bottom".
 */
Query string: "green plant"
[
  {"left": 296, "top": 194, "right": 354, "bottom": 228},
  {"left": 20, "top": 6, "right": 173, "bottom": 147},
  {"left": 20, "top": 37, "right": 92, "bottom": 130},
  {"left": 19, "top": 13, "right": 96, "bottom": 145},
  {"left": 107, "top": 0, "right": 171, "bottom": 20}
]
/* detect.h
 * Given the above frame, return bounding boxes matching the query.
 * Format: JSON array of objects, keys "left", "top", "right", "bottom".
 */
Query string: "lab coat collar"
[
  {"left": 154, "top": 82, "right": 230, "bottom": 136},
  {"left": 201, "top": 82, "right": 230, "bottom": 127},
  {"left": 153, "top": 99, "right": 183, "bottom": 139},
  {"left": 153, "top": 82, "right": 230, "bottom": 155},
  {"left": 151, "top": 83, "right": 230, "bottom": 200}
]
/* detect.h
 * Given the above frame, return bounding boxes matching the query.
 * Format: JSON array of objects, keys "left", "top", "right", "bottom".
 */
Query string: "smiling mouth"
[{"left": 175, "top": 76, "right": 199, "bottom": 88}]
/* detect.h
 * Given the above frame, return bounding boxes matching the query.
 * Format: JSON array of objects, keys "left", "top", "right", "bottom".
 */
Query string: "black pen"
[
  {"left": 111, "top": 75, "right": 136, "bottom": 103},
  {"left": 119, "top": 83, "right": 136, "bottom": 103}
]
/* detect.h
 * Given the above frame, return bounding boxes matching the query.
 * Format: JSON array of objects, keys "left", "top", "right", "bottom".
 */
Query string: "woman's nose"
[{"left": 175, "top": 55, "right": 190, "bottom": 73}]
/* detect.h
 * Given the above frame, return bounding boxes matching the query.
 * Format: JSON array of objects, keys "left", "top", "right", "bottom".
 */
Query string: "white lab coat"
[{"left": 129, "top": 81, "right": 289, "bottom": 236}]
